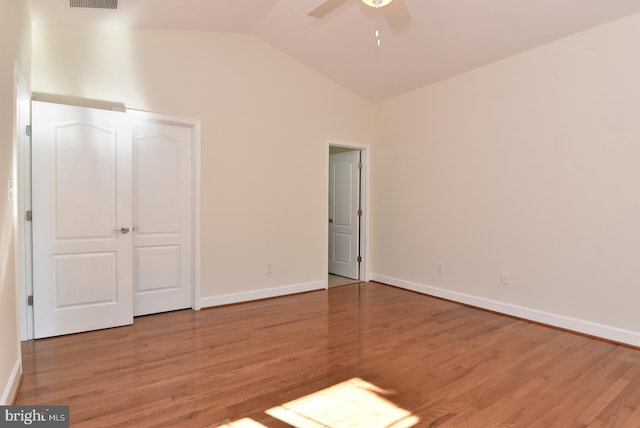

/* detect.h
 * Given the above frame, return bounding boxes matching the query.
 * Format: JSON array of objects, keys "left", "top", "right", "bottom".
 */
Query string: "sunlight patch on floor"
[
  {"left": 266, "top": 377, "right": 419, "bottom": 427},
  {"left": 217, "top": 418, "right": 268, "bottom": 428}
]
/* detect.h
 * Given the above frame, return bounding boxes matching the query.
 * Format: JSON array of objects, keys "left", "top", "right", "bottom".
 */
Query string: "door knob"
[
  {"left": 113, "top": 227, "right": 130, "bottom": 234},
  {"left": 329, "top": 218, "right": 334, "bottom": 223}
]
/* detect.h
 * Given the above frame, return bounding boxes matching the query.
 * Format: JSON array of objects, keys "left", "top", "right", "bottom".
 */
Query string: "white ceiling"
[{"left": 27, "top": 0, "right": 640, "bottom": 102}]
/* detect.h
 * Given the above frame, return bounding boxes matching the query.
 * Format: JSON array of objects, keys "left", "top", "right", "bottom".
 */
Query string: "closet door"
[
  {"left": 32, "top": 101, "right": 133, "bottom": 339},
  {"left": 131, "top": 117, "right": 192, "bottom": 316}
]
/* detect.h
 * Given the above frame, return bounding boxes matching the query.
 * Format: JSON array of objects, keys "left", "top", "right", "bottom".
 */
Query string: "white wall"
[
  {"left": 32, "top": 26, "right": 374, "bottom": 302},
  {"left": 373, "top": 12, "right": 640, "bottom": 340},
  {"left": 0, "top": 0, "right": 31, "bottom": 405},
  {"left": 29, "top": 9, "right": 640, "bottom": 347}
]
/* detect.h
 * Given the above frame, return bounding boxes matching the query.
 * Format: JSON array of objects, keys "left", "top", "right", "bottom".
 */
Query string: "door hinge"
[
  {"left": 26, "top": 210, "right": 32, "bottom": 221},
  {"left": 25, "top": 125, "right": 31, "bottom": 137},
  {"left": 358, "top": 162, "right": 363, "bottom": 169},
  {"left": 357, "top": 256, "right": 363, "bottom": 263},
  {"left": 357, "top": 209, "right": 363, "bottom": 217},
  {"left": 27, "top": 295, "right": 33, "bottom": 306}
]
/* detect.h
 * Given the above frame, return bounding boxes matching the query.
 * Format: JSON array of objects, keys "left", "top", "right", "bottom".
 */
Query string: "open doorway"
[{"left": 328, "top": 142, "right": 370, "bottom": 288}]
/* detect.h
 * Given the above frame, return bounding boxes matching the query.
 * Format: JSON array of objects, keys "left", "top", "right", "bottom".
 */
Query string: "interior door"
[
  {"left": 32, "top": 101, "right": 133, "bottom": 339},
  {"left": 329, "top": 149, "right": 360, "bottom": 279},
  {"left": 131, "top": 117, "right": 192, "bottom": 316}
]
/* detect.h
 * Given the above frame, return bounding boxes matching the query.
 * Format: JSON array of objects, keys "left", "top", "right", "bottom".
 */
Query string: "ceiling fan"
[{"left": 309, "top": 0, "right": 411, "bottom": 30}]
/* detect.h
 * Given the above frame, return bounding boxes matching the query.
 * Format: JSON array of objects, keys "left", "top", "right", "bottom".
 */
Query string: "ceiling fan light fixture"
[{"left": 361, "top": 0, "right": 393, "bottom": 9}]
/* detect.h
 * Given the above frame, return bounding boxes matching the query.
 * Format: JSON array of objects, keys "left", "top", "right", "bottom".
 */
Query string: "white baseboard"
[
  {"left": 371, "top": 274, "right": 640, "bottom": 348},
  {"left": 1, "top": 359, "right": 22, "bottom": 405},
  {"left": 199, "top": 281, "right": 326, "bottom": 309}
]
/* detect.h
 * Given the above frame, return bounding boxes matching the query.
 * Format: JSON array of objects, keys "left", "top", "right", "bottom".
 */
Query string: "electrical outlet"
[
  {"left": 500, "top": 272, "right": 510, "bottom": 285},
  {"left": 436, "top": 262, "right": 444, "bottom": 274},
  {"left": 266, "top": 263, "right": 273, "bottom": 274}
]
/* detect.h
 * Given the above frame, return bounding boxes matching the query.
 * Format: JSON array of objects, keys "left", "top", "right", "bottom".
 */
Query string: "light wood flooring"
[
  {"left": 328, "top": 274, "right": 359, "bottom": 288},
  {"left": 16, "top": 282, "right": 640, "bottom": 427}
]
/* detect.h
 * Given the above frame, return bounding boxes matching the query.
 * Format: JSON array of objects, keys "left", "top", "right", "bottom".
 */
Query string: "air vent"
[{"left": 70, "top": 0, "right": 118, "bottom": 9}]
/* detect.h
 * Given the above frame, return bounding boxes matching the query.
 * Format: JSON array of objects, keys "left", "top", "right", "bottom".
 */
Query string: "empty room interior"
[{"left": 3, "top": 0, "right": 640, "bottom": 426}]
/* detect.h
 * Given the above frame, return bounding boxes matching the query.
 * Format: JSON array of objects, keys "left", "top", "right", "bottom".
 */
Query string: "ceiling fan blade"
[
  {"left": 309, "top": 0, "right": 351, "bottom": 18},
  {"left": 385, "top": 0, "right": 411, "bottom": 30}
]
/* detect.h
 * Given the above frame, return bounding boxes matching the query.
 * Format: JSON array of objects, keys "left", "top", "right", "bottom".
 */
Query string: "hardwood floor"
[{"left": 16, "top": 282, "right": 640, "bottom": 427}]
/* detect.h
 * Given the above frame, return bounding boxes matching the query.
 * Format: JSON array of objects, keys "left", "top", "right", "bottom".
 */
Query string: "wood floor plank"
[{"left": 15, "top": 283, "right": 640, "bottom": 427}]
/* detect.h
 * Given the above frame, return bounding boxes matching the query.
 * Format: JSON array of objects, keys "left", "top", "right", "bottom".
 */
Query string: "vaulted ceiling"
[{"left": 26, "top": 0, "right": 640, "bottom": 101}]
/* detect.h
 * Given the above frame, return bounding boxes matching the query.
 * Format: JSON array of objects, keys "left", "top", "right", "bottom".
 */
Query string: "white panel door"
[
  {"left": 329, "top": 149, "right": 360, "bottom": 279},
  {"left": 32, "top": 101, "right": 133, "bottom": 339},
  {"left": 131, "top": 118, "right": 192, "bottom": 316}
]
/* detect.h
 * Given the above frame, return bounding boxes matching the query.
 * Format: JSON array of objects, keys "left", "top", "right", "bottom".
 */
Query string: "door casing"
[
  {"left": 326, "top": 140, "right": 371, "bottom": 287},
  {"left": 15, "top": 63, "right": 32, "bottom": 341},
  {"left": 329, "top": 148, "right": 360, "bottom": 279}
]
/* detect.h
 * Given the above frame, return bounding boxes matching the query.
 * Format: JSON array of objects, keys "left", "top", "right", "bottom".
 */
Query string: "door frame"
[
  {"left": 326, "top": 140, "right": 371, "bottom": 286},
  {"left": 19, "top": 106, "right": 202, "bottom": 340},
  {"left": 15, "top": 63, "right": 32, "bottom": 341}
]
